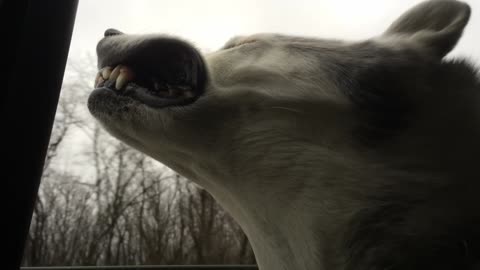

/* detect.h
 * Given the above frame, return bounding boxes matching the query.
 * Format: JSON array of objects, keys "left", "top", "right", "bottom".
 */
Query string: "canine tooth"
[
  {"left": 110, "top": 66, "right": 121, "bottom": 81},
  {"left": 116, "top": 73, "right": 128, "bottom": 90},
  {"left": 102, "top": 66, "right": 112, "bottom": 79},
  {"left": 115, "top": 67, "right": 135, "bottom": 90}
]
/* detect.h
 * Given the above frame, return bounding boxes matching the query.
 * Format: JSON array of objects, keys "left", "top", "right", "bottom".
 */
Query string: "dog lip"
[
  {"left": 94, "top": 36, "right": 208, "bottom": 108},
  {"left": 126, "top": 84, "right": 202, "bottom": 108},
  {"left": 94, "top": 77, "right": 203, "bottom": 109}
]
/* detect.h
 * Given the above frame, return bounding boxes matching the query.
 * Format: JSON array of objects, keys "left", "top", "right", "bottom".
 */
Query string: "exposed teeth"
[
  {"left": 115, "top": 73, "right": 128, "bottom": 90},
  {"left": 96, "top": 65, "right": 136, "bottom": 90},
  {"left": 95, "top": 65, "right": 197, "bottom": 100},
  {"left": 95, "top": 73, "right": 104, "bottom": 88},
  {"left": 102, "top": 66, "right": 112, "bottom": 79},
  {"left": 115, "top": 66, "right": 135, "bottom": 90},
  {"left": 110, "top": 66, "right": 121, "bottom": 81}
]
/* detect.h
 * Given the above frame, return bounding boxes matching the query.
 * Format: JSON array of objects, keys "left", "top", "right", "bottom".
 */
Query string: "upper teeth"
[
  {"left": 102, "top": 67, "right": 112, "bottom": 79},
  {"left": 94, "top": 65, "right": 197, "bottom": 100},
  {"left": 95, "top": 65, "right": 135, "bottom": 90},
  {"left": 94, "top": 73, "right": 104, "bottom": 88}
]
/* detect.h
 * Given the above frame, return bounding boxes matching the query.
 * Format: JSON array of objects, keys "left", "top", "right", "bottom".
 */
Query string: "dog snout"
[{"left": 104, "top": 28, "right": 123, "bottom": 37}]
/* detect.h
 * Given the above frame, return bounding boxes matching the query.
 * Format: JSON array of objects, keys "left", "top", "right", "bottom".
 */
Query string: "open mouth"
[
  {"left": 92, "top": 34, "right": 207, "bottom": 108},
  {"left": 93, "top": 64, "right": 201, "bottom": 108}
]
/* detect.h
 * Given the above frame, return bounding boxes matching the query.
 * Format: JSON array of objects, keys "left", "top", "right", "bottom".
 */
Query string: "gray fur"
[{"left": 88, "top": 1, "right": 480, "bottom": 269}]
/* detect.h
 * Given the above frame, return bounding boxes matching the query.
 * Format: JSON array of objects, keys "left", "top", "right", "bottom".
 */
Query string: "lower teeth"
[{"left": 127, "top": 81, "right": 194, "bottom": 99}]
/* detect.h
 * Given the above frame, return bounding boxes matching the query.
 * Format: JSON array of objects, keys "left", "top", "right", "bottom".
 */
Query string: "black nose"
[{"left": 104, "top": 28, "right": 123, "bottom": 37}]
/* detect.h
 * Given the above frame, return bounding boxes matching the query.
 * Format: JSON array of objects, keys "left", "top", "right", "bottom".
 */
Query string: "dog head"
[
  {"left": 88, "top": 1, "right": 479, "bottom": 269},
  {"left": 88, "top": 0, "right": 473, "bottom": 185}
]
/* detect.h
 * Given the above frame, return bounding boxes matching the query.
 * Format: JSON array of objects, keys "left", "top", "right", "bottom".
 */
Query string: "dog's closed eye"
[{"left": 222, "top": 37, "right": 257, "bottom": 50}]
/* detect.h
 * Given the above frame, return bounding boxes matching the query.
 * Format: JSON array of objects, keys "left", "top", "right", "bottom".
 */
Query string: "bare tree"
[{"left": 23, "top": 57, "right": 256, "bottom": 267}]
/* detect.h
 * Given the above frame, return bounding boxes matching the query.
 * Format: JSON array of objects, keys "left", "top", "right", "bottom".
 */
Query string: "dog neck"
[
  {"left": 187, "top": 147, "right": 480, "bottom": 270},
  {"left": 188, "top": 152, "right": 368, "bottom": 270}
]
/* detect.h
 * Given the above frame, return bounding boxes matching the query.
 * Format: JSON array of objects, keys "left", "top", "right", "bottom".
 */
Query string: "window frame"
[{"left": 1, "top": 0, "right": 79, "bottom": 268}]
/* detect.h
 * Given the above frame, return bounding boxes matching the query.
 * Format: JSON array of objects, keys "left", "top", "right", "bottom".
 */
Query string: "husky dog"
[{"left": 88, "top": 1, "right": 480, "bottom": 269}]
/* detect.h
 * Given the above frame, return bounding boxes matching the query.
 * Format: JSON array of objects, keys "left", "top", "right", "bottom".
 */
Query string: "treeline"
[{"left": 22, "top": 59, "right": 255, "bottom": 266}]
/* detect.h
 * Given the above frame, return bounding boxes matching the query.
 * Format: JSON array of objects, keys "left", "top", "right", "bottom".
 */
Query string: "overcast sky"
[{"left": 69, "top": 0, "right": 480, "bottom": 61}]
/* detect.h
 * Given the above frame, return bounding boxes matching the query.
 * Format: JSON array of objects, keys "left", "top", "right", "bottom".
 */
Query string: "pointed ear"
[{"left": 384, "top": 0, "right": 471, "bottom": 58}]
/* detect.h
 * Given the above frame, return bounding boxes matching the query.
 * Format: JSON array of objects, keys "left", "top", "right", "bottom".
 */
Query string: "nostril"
[{"left": 104, "top": 28, "right": 123, "bottom": 37}]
